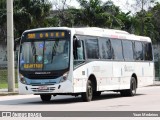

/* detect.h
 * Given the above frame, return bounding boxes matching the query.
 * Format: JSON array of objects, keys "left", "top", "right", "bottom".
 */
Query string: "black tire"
[
  {"left": 40, "top": 94, "right": 51, "bottom": 102},
  {"left": 120, "top": 77, "right": 137, "bottom": 96},
  {"left": 81, "top": 80, "right": 93, "bottom": 102}
]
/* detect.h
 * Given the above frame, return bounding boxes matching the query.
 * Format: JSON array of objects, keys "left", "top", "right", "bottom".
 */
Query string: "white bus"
[{"left": 17, "top": 27, "right": 154, "bottom": 102}]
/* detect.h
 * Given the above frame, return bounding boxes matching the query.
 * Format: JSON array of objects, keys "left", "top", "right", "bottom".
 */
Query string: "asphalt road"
[{"left": 0, "top": 86, "right": 160, "bottom": 120}]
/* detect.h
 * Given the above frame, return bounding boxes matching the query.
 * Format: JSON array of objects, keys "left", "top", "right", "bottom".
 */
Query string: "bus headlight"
[
  {"left": 19, "top": 74, "right": 26, "bottom": 84},
  {"left": 60, "top": 72, "right": 68, "bottom": 83}
]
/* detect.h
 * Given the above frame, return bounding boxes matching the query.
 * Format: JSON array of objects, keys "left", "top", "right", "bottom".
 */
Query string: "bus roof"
[{"left": 23, "top": 27, "right": 152, "bottom": 42}]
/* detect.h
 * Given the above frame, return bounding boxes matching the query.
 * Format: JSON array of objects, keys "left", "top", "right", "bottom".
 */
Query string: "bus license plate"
[{"left": 38, "top": 86, "right": 48, "bottom": 90}]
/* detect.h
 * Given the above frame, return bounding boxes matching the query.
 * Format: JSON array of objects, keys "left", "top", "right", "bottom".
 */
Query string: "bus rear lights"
[{"left": 60, "top": 72, "right": 68, "bottom": 83}]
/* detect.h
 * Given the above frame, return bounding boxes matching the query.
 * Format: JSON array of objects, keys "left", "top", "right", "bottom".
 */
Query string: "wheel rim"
[
  {"left": 87, "top": 82, "right": 93, "bottom": 100},
  {"left": 131, "top": 80, "right": 136, "bottom": 95}
]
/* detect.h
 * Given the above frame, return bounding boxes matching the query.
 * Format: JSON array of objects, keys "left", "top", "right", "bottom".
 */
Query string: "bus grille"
[
  {"left": 31, "top": 87, "right": 55, "bottom": 92},
  {"left": 31, "top": 82, "right": 56, "bottom": 86}
]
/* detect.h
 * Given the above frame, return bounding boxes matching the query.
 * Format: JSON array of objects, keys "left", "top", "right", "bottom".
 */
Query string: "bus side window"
[
  {"left": 111, "top": 39, "right": 123, "bottom": 60},
  {"left": 86, "top": 39, "right": 99, "bottom": 59},
  {"left": 122, "top": 40, "right": 134, "bottom": 61},
  {"left": 76, "top": 41, "right": 84, "bottom": 60},
  {"left": 73, "top": 39, "right": 84, "bottom": 60},
  {"left": 144, "top": 42, "right": 153, "bottom": 61},
  {"left": 99, "top": 38, "right": 112, "bottom": 59},
  {"left": 134, "top": 41, "right": 143, "bottom": 60}
]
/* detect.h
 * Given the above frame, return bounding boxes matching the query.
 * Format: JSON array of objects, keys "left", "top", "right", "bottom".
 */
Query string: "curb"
[
  {"left": 0, "top": 88, "right": 18, "bottom": 96},
  {"left": 0, "top": 92, "right": 18, "bottom": 96}
]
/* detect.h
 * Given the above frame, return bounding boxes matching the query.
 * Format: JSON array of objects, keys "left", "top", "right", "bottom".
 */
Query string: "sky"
[
  {"left": 50, "top": 0, "right": 159, "bottom": 14},
  {"left": 50, "top": 0, "right": 134, "bottom": 13}
]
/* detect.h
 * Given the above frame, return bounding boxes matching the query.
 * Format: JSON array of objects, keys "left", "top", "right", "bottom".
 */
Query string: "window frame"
[
  {"left": 133, "top": 41, "right": 144, "bottom": 61},
  {"left": 85, "top": 36, "right": 100, "bottom": 60},
  {"left": 110, "top": 38, "right": 124, "bottom": 61},
  {"left": 122, "top": 40, "right": 134, "bottom": 61},
  {"left": 98, "top": 37, "right": 113, "bottom": 60},
  {"left": 143, "top": 42, "right": 153, "bottom": 61}
]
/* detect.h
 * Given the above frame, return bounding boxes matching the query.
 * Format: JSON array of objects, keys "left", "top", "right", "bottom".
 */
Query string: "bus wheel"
[
  {"left": 40, "top": 94, "right": 51, "bottom": 102},
  {"left": 81, "top": 80, "right": 93, "bottom": 102},
  {"left": 120, "top": 77, "right": 137, "bottom": 96}
]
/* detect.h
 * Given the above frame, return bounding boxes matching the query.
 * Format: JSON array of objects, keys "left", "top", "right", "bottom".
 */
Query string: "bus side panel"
[
  {"left": 96, "top": 61, "right": 113, "bottom": 91},
  {"left": 73, "top": 61, "right": 154, "bottom": 93},
  {"left": 134, "top": 62, "right": 154, "bottom": 87},
  {"left": 73, "top": 61, "right": 113, "bottom": 93},
  {"left": 139, "top": 62, "right": 154, "bottom": 87},
  {"left": 73, "top": 64, "right": 88, "bottom": 93},
  {"left": 119, "top": 62, "right": 135, "bottom": 90},
  {"left": 105, "top": 61, "right": 120, "bottom": 90}
]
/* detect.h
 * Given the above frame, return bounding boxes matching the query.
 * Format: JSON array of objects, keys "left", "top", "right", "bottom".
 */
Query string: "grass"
[
  {"left": 0, "top": 83, "right": 18, "bottom": 89},
  {"left": 0, "top": 69, "right": 18, "bottom": 89}
]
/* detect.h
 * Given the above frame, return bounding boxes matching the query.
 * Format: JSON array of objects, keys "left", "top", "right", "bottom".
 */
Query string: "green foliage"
[
  {"left": 0, "top": 0, "right": 160, "bottom": 43},
  {"left": 150, "top": 2, "right": 160, "bottom": 43},
  {"left": 14, "top": 0, "right": 52, "bottom": 37},
  {"left": 0, "top": 69, "right": 18, "bottom": 89},
  {"left": 71, "top": 0, "right": 123, "bottom": 28},
  {"left": 0, "top": 0, "right": 52, "bottom": 40}
]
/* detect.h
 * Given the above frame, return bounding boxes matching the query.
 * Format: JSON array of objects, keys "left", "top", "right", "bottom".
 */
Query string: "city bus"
[{"left": 16, "top": 27, "right": 154, "bottom": 102}]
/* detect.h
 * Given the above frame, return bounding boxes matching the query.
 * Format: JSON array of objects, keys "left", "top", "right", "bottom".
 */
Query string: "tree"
[
  {"left": 116, "top": 11, "right": 133, "bottom": 32},
  {"left": 0, "top": 0, "right": 7, "bottom": 42},
  {"left": 72, "top": 0, "right": 124, "bottom": 28},
  {"left": 51, "top": 0, "right": 72, "bottom": 26},
  {"left": 14, "top": 0, "right": 52, "bottom": 37},
  {"left": 131, "top": 0, "right": 156, "bottom": 35},
  {"left": 0, "top": 0, "right": 52, "bottom": 42},
  {"left": 148, "top": 2, "right": 160, "bottom": 43}
]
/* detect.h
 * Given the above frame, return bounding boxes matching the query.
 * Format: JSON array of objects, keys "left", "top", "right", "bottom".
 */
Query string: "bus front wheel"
[
  {"left": 81, "top": 80, "right": 93, "bottom": 102},
  {"left": 40, "top": 94, "right": 51, "bottom": 102}
]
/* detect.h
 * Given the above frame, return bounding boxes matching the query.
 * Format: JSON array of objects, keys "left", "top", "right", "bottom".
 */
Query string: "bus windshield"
[{"left": 19, "top": 39, "right": 70, "bottom": 71}]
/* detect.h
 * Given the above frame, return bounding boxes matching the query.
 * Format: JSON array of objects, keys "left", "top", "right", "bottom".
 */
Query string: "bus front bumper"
[{"left": 18, "top": 80, "right": 73, "bottom": 95}]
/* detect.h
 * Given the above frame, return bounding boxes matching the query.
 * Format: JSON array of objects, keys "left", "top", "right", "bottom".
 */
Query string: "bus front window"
[{"left": 20, "top": 39, "right": 70, "bottom": 71}]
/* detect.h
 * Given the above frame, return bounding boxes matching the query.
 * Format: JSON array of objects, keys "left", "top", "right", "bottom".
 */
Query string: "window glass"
[
  {"left": 144, "top": 42, "right": 153, "bottom": 61},
  {"left": 20, "top": 40, "right": 70, "bottom": 71},
  {"left": 86, "top": 39, "right": 99, "bottom": 59},
  {"left": 122, "top": 40, "right": 134, "bottom": 60},
  {"left": 73, "top": 40, "right": 85, "bottom": 67},
  {"left": 99, "top": 38, "right": 112, "bottom": 59},
  {"left": 134, "top": 42, "right": 143, "bottom": 60},
  {"left": 111, "top": 39, "right": 123, "bottom": 60}
]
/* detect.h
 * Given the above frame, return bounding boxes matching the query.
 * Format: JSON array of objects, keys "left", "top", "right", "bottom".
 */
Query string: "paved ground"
[{"left": 0, "top": 86, "right": 160, "bottom": 120}]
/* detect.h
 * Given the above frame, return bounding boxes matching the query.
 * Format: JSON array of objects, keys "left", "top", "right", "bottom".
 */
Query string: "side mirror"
[{"left": 14, "top": 37, "right": 21, "bottom": 51}]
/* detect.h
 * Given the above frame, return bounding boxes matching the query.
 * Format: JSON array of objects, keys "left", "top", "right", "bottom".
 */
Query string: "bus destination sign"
[
  {"left": 27, "top": 31, "right": 65, "bottom": 39},
  {"left": 24, "top": 64, "right": 43, "bottom": 69}
]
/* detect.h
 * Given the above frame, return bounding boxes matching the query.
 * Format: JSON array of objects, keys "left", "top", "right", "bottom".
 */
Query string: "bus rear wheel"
[
  {"left": 120, "top": 77, "right": 137, "bottom": 96},
  {"left": 81, "top": 80, "right": 93, "bottom": 102},
  {"left": 40, "top": 94, "right": 51, "bottom": 102}
]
